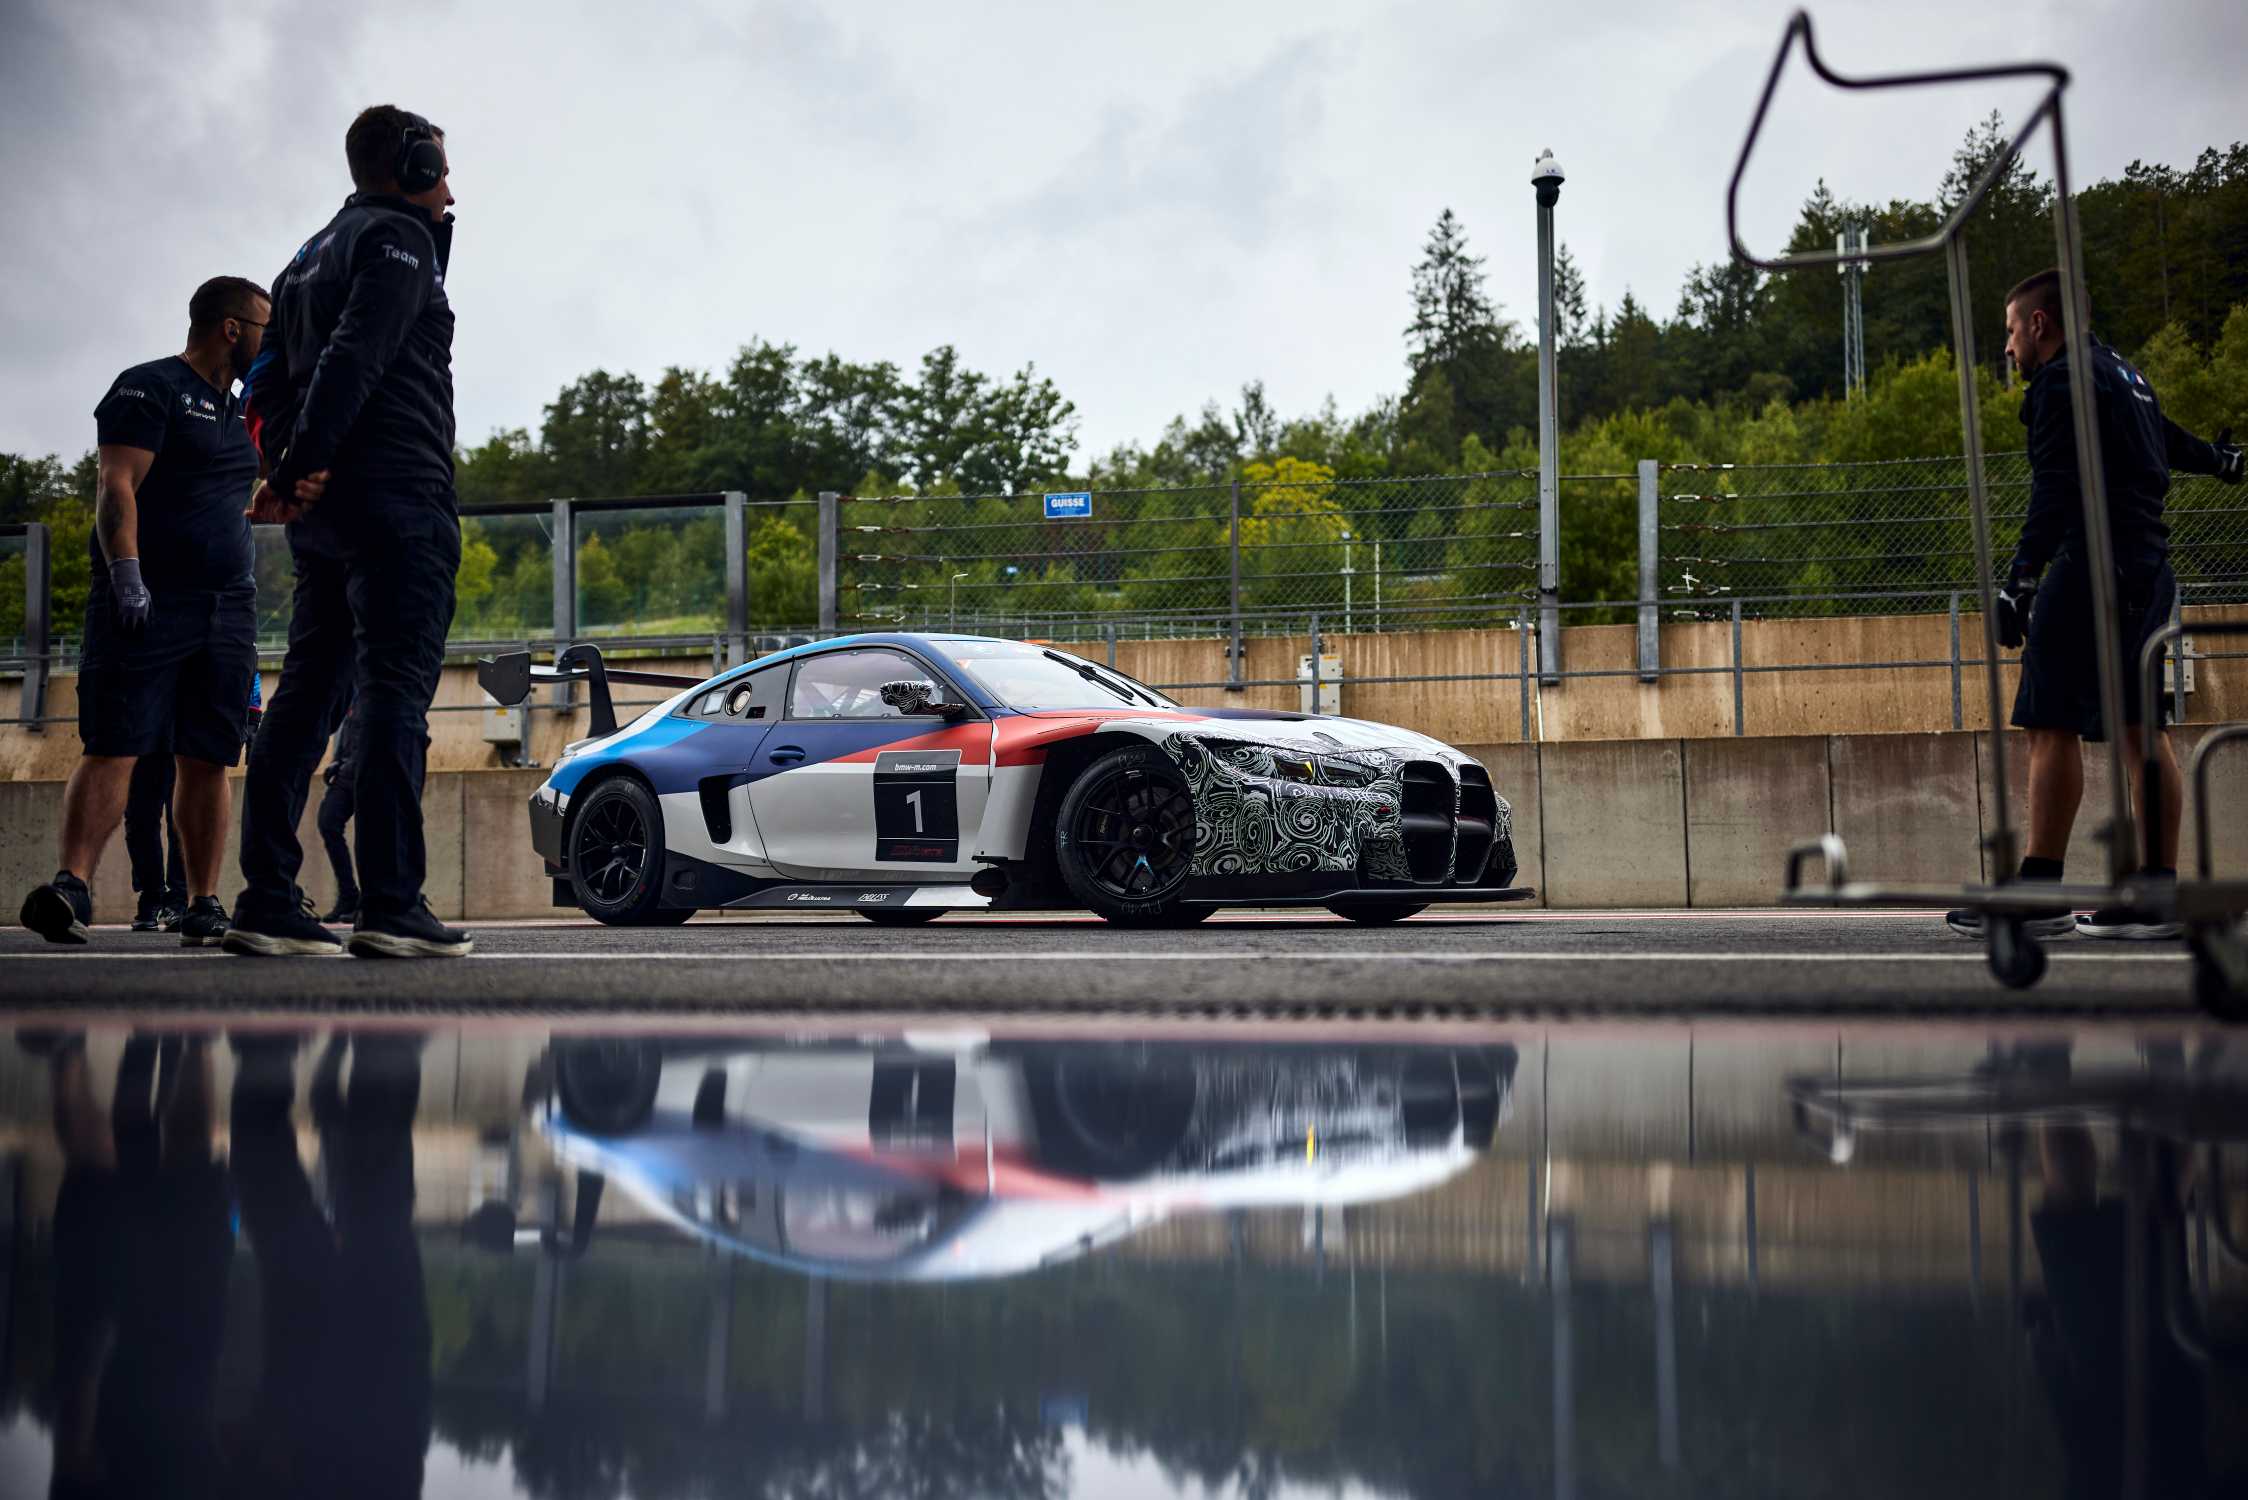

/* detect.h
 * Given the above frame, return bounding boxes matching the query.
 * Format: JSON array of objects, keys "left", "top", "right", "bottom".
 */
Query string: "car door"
[
  {"left": 746, "top": 646, "right": 993, "bottom": 881},
  {"left": 648, "top": 666, "right": 786, "bottom": 868}
]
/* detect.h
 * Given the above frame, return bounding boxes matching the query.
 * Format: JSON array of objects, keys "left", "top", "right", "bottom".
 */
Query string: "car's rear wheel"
[
  {"left": 857, "top": 907, "right": 945, "bottom": 926},
  {"left": 568, "top": 777, "right": 669, "bottom": 927},
  {"left": 553, "top": 1038, "right": 663, "bottom": 1135},
  {"left": 1054, "top": 745, "right": 1201, "bottom": 926},
  {"left": 1326, "top": 899, "right": 1429, "bottom": 925}
]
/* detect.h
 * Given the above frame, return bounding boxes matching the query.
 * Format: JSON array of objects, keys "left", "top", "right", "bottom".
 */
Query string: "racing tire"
[
  {"left": 1020, "top": 1045, "right": 1199, "bottom": 1179},
  {"left": 1325, "top": 899, "right": 1429, "bottom": 925},
  {"left": 567, "top": 777, "right": 669, "bottom": 927},
  {"left": 856, "top": 907, "right": 946, "bottom": 926},
  {"left": 1054, "top": 744, "right": 1201, "bottom": 927},
  {"left": 635, "top": 906, "right": 697, "bottom": 927},
  {"left": 553, "top": 1039, "right": 663, "bottom": 1136}
]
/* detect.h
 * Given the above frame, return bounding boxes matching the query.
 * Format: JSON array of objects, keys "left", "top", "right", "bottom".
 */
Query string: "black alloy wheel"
[
  {"left": 567, "top": 777, "right": 675, "bottom": 926},
  {"left": 1054, "top": 745, "right": 1209, "bottom": 926}
]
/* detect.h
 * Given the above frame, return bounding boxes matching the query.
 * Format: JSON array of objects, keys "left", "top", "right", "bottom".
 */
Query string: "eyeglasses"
[{"left": 231, "top": 317, "right": 269, "bottom": 330}]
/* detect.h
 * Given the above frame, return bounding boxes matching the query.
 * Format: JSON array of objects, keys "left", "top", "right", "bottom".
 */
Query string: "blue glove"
[
  {"left": 108, "top": 558, "right": 151, "bottom": 633},
  {"left": 1994, "top": 570, "right": 2036, "bottom": 651}
]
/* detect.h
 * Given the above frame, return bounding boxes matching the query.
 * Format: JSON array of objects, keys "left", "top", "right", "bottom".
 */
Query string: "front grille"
[
  {"left": 1399, "top": 763, "right": 1453, "bottom": 883},
  {"left": 1454, "top": 766, "right": 1497, "bottom": 883}
]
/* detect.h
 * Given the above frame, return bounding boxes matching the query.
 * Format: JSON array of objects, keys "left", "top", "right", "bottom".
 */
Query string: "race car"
[
  {"left": 517, "top": 1034, "right": 1516, "bottom": 1280},
  {"left": 477, "top": 633, "right": 1533, "bottom": 927}
]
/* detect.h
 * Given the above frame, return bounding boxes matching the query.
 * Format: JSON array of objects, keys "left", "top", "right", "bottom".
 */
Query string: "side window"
[
  {"left": 686, "top": 667, "right": 783, "bottom": 722},
  {"left": 787, "top": 650, "right": 942, "bottom": 720}
]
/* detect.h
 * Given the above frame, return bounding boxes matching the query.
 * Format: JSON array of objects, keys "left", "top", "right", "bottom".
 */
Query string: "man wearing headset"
[
  {"left": 227, "top": 105, "right": 472, "bottom": 958},
  {"left": 17, "top": 277, "right": 272, "bottom": 947},
  {"left": 1946, "top": 269, "right": 2242, "bottom": 945}
]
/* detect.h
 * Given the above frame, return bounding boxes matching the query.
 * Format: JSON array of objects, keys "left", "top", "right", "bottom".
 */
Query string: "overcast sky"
[{"left": 3, "top": 0, "right": 2242, "bottom": 472}]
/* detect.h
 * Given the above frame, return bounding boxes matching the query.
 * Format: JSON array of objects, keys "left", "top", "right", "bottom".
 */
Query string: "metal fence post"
[
  {"left": 1730, "top": 597, "right": 1745, "bottom": 737},
  {"left": 550, "top": 499, "right": 576, "bottom": 713},
  {"left": 21, "top": 521, "right": 49, "bottom": 730},
  {"left": 1307, "top": 612, "right": 1323, "bottom": 715},
  {"left": 1948, "top": 590, "right": 1964, "bottom": 730},
  {"left": 1227, "top": 478, "right": 1244, "bottom": 692},
  {"left": 817, "top": 490, "right": 839, "bottom": 635},
  {"left": 722, "top": 491, "right": 747, "bottom": 666},
  {"left": 1518, "top": 608, "right": 1532, "bottom": 742},
  {"left": 1637, "top": 460, "right": 1660, "bottom": 683}
]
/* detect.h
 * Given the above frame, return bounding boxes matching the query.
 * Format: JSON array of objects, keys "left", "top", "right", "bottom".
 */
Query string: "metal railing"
[{"left": 5, "top": 461, "right": 2241, "bottom": 735}]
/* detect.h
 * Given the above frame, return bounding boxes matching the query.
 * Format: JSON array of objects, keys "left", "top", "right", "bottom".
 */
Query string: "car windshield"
[{"left": 936, "top": 641, "right": 1179, "bottom": 711}]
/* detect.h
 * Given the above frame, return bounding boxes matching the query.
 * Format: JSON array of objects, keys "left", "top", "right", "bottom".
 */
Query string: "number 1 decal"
[{"left": 873, "top": 749, "right": 960, "bottom": 861}]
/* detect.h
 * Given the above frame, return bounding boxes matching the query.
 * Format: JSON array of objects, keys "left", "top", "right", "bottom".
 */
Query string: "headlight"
[{"left": 1270, "top": 753, "right": 1377, "bottom": 788}]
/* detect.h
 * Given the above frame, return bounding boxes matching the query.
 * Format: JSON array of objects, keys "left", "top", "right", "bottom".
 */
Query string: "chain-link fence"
[
  {"left": 1660, "top": 452, "right": 2248, "bottom": 617},
  {"left": 836, "top": 472, "right": 1542, "bottom": 638}
]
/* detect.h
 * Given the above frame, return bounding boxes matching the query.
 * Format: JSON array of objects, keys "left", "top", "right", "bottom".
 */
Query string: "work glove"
[
  {"left": 1994, "top": 570, "right": 2036, "bottom": 651},
  {"left": 108, "top": 557, "right": 152, "bottom": 633},
  {"left": 2215, "top": 427, "right": 2243, "bottom": 486}
]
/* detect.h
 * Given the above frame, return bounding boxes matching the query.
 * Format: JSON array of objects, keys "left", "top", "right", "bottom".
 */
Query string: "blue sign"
[{"left": 1043, "top": 491, "right": 1092, "bottom": 520}]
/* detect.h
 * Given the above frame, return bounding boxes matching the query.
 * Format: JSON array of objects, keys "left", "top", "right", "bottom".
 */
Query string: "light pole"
[
  {"left": 950, "top": 572, "right": 970, "bottom": 629},
  {"left": 1533, "top": 147, "right": 1565, "bottom": 685},
  {"left": 1341, "top": 529, "right": 1353, "bottom": 635}
]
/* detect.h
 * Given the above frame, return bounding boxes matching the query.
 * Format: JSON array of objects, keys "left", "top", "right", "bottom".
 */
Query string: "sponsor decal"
[
  {"left": 117, "top": 388, "right": 145, "bottom": 399},
  {"left": 856, "top": 891, "right": 894, "bottom": 904},
  {"left": 382, "top": 244, "right": 421, "bottom": 270},
  {"left": 785, "top": 891, "right": 833, "bottom": 903}
]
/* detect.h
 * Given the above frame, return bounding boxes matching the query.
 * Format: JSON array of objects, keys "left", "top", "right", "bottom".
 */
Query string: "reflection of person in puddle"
[
  {"left": 2027, "top": 1124, "right": 2207, "bottom": 1499},
  {"left": 27, "top": 1031, "right": 231, "bottom": 1499},
  {"left": 229, "top": 1033, "right": 432, "bottom": 1499}
]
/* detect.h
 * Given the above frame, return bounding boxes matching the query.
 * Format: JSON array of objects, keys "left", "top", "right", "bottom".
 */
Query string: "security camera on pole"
[{"left": 1532, "top": 148, "right": 1564, "bottom": 684}]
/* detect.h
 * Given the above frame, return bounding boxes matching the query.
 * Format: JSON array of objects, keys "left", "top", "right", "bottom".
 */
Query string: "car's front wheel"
[
  {"left": 1054, "top": 745, "right": 1202, "bottom": 926},
  {"left": 567, "top": 777, "right": 670, "bottom": 926},
  {"left": 1326, "top": 899, "right": 1429, "bottom": 925}
]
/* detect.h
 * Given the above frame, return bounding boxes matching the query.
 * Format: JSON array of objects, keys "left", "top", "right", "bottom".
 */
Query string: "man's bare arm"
[{"left": 93, "top": 443, "right": 155, "bottom": 565}]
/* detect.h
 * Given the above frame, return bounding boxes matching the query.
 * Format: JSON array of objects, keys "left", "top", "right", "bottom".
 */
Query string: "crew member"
[
  {"left": 123, "top": 753, "right": 187, "bottom": 932},
  {"left": 229, "top": 104, "right": 471, "bottom": 958},
  {"left": 17, "top": 277, "right": 273, "bottom": 947},
  {"left": 1947, "top": 269, "right": 2242, "bottom": 943}
]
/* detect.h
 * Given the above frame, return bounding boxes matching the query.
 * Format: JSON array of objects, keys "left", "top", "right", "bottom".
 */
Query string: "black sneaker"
[
  {"left": 178, "top": 896, "right": 231, "bottom": 948},
  {"left": 321, "top": 901, "right": 361, "bottom": 926},
  {"left": 20, "top": 872, "right": 93, "bottom": 945},
  {"left": 2076, "top": 906, "right": 2184, "bottom": 941},
  {"left": 349, "top": 899, "right": 474, "bottom": 959},
  {"left": 131, "top": 894, "right": 165, "bottom": 932},
  {"left": 221, "top": 900, "right": 345, "bottom": 957},
  {"left": 1946, "top": 905, "right": 2075, "bottom": 940},
  {"left": 156, "top": 903, "right": 188, "bottom": 933}
]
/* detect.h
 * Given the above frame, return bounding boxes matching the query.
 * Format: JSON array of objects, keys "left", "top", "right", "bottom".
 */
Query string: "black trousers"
[
  {"left": 237, "top": 499, "right": 458, "bottom": 920},
  {"left": 231, "top": 1035, "right": 431, "bottom": 1499},
  {"left": 123, "top": 753, "right": 185, "bottom": 902},
  {"left": 317, "top": 775, "right": 359, "bottom": 906}
]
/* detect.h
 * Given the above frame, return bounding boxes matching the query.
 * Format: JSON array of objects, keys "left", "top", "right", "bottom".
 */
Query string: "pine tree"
[{"left": 1405, "top": 209, "right": 1510, "bottom": 370}]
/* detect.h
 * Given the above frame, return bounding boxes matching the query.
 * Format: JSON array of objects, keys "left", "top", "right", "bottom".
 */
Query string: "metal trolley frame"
[{"left": 1726, "top": 11, "right": 2248, "bottom": 1009}]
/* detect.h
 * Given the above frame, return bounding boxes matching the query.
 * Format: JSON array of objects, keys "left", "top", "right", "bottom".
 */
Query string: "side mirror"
[{"left": 881, "top": 679, "right": 967, "bottom": 718}]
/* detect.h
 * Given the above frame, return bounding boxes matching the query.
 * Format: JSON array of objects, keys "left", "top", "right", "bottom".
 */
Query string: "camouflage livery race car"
[{"left": 478, "top": 633, "right": 1532, "bottom": 927}]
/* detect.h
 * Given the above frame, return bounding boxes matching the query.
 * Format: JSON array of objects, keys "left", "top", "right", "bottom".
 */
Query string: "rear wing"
[{"left": 476, "top": 645, "right": 707, "bottom": 738}]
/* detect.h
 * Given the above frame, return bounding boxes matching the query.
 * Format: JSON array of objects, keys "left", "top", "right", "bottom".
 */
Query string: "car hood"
[{"left": 1016, "top": 708, "right": 1462, "bottom": 760}]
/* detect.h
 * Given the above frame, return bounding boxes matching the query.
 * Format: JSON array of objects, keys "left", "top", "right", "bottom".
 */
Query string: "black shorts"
[
  {"left": 78, "top": 580, "right": 257, "bottom": 764},
  {"left": 2011, "top": 557, "right": 2176, "bottom": 743}
]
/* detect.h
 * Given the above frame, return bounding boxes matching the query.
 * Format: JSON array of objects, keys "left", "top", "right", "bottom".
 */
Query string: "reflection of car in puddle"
[{"left": 525, "top": 1037, "right": 1515, "bottom": 1279}]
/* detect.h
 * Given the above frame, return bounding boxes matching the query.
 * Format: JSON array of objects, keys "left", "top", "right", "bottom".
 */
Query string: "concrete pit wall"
[{"left": 2, "top": 727, "right": 2241, "bottom": 924}]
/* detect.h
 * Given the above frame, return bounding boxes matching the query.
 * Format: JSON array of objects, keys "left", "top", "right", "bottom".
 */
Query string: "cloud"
[{"left": 2, "top": 0, "right": 2244, "bottom": 471}]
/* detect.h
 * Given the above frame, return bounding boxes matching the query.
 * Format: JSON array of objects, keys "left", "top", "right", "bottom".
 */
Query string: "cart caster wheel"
[{"left": 1986, "top": 918, "right": 2047, "bottom": 991}]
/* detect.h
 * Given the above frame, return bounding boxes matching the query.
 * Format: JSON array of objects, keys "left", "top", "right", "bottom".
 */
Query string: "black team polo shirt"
[{"left": 90, "top": 356, "right": 259, "bottom": 595}]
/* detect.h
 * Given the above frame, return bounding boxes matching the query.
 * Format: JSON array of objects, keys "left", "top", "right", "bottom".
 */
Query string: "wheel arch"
[
  {"left": 559, "top": 762, "right": 662, "bottom": 858},
  {"left": 1020, "top": 729, "right": 1180, "bottom": 889}
]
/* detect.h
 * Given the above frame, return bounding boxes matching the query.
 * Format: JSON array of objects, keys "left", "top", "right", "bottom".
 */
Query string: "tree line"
[{"left": 4, "top": 121, "right": 2243, "bottom": 639}]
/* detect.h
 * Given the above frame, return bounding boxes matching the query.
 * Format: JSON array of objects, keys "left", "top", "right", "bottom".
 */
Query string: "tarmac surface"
[{"left": 0, "top": 907, "right": 2212, "bottom": 1019}]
